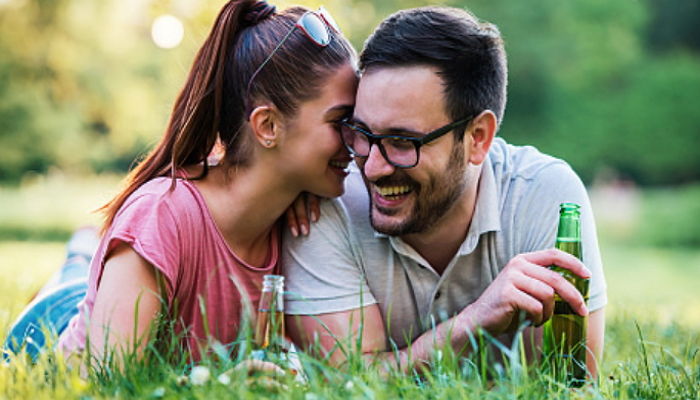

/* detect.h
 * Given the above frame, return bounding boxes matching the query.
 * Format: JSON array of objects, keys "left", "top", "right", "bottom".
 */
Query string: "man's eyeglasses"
[
  {"left": 339, "top": 115, "right": 474, "bottom": 168},
  {"left": 246, "top": 7, "right": 340, "bottom": 106}
]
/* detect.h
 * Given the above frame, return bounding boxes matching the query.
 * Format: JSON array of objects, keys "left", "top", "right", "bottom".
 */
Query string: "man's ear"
[
  {"left": 249, "top": 105, "right": 280, "bottom": 148},
  {"left": 465, "top": 110, "right": 497, "bottom": 165}
]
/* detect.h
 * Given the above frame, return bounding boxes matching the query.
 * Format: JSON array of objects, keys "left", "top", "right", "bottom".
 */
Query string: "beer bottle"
[
  {"left": 251, "top": 275, "right": 305, "bottom": 382},
  {"left": 253, "top": 274, "right": 286, "bottom": 358},
  {"left": 542, "top": 203, "right": 590, "bottom": 387}
]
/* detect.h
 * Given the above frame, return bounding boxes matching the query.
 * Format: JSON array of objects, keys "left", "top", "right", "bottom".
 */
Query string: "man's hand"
[
  {"left": 463, "top": 249, "right": 591, "bottom": 336},
  {"left": 288, "top": 248, "right": 594, "bottom": 375}
]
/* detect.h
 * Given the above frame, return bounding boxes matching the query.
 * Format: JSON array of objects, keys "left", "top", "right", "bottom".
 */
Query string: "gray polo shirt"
[{"left": 283, "top": 138, "right": 606, "bottom": 349}]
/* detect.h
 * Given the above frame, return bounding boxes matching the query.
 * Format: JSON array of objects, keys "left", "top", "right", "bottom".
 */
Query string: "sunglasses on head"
[{"left": 246, "top": 6, "right": 340, "bottom": 111}]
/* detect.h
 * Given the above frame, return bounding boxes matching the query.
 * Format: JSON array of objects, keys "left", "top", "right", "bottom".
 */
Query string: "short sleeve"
[
  {"left": 283, "top": 199, "right": 377, "bottom": 315},
  {"left": 101, "top": 191, "right": 181, "bottom": 300},
  {"left": 514, "top": 163, "right": 608, "bottom": 312}
]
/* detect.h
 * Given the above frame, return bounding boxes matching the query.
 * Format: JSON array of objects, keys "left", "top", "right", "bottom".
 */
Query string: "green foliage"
[
  {"left": 1, "top": 0, "right": 699, "bottom": 185},
  {"left": 637, "top": 184, "right": 700, "bottom": 248},
  {"left": 461, "top": 0, "right": 700, "bottom": 185},
  {"left": 0, "top": 172, "right": 119, "bottom": 241},
  {"left": 596, "top": 183, "right": 700, "bottom": 249},
  {"left": 646, "top": 0, "right": 700, "bottom": 53},
  {"left": 0, "top": 0, "right": 179, "bottom": 182}
]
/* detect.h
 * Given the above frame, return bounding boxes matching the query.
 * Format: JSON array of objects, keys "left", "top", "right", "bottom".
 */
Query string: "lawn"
[{"left": 1, "top": 175, "right": 699, "bottom": 398}]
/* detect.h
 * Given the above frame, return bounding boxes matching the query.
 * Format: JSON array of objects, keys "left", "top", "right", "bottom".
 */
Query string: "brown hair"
[
  {"left": 360, "top": 6, "right": 507, "bottom": 139},
  {"left": 101, "top": 0, "right": 356, "bottom": 232}
]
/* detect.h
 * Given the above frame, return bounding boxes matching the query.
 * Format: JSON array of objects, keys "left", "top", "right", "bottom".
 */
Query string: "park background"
[{"left": 0, "top": 0, "right": 698, "bottom": 398}]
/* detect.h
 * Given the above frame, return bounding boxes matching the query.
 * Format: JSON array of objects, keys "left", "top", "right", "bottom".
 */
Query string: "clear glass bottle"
[
  {"left": 254, "top": 275, "right": 286, "bottom": 356},
  {"left": 251, "top": 275, "right": 305, "bottom": 382}
]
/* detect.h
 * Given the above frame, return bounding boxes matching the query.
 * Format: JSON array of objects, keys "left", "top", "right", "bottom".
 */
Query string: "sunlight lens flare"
[{"left": 151, "top": 15, "right": 184, "bottom": 49}]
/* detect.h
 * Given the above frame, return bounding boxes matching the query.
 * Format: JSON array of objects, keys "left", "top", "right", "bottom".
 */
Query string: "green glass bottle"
[{"left": 542, "top": 203, "right": 590, "bottom": 387}]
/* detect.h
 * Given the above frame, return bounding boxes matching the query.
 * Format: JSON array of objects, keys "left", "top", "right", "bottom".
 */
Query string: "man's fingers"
[
  {"left": 511, "top": 289, "right": 545, "bottom": 326},
  {"left": 523, "top": 264, "right": 588, "bottom": 317},
  {"left": 513, "top": 272, "right": 555, "bottom": 324},
  {"left": 520, "top": 249, "right": 591, "bottom": 279}
]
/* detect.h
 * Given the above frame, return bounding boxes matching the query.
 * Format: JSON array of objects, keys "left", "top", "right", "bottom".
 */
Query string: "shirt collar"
[
  {"left": 372, "top": 154, "right": 502, "bottom": 255},
  {"left": 457, "top": 154, "right": 501, "bottom": 255}
]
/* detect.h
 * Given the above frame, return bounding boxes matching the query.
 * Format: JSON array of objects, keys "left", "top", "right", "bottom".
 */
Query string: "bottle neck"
[
  {"left": 556, "top": 214, "right": 581, "bottom": 242},
  {"left": 555, "top": 205, "right": 582, "bottom": 260},
  {"left": 258, "top": 274, "right": 284, "bottom": 312}
]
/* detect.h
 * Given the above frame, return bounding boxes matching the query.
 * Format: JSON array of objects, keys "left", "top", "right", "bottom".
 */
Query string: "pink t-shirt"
[{"left": 58, "top": 177, "right": 279, "bottom": 360}]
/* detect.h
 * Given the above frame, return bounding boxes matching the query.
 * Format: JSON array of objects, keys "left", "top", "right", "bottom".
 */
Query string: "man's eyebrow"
[{"left": 350, "top": 116, "right": 424, "bottom": 136}]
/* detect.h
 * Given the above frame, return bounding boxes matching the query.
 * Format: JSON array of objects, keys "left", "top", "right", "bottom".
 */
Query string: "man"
[{"left": 283, "top": 6, "right": 606, "bottom": 377}]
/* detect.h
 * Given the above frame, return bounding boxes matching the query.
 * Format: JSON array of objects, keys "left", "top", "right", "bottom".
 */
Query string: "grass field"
[{"left": 1, "top": 174, "right": 699, "bottom": 398}]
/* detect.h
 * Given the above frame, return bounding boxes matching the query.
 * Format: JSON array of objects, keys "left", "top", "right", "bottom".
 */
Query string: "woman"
[{"left": 4, "top": 0, "right": 356, "bottom": 363}]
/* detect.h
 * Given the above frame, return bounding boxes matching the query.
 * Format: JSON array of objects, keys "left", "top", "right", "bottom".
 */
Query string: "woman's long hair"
[{"left": 100, "top": 0, "right": 356, "bottom": 232}]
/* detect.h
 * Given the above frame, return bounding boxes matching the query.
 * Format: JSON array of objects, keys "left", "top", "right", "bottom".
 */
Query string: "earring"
[{"left": 264, "top": 139, "right": 273, "bottom": 147}]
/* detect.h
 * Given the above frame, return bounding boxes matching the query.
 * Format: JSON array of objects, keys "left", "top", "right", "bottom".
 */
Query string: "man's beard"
[{"left": 366, "top": 142, "right": 468, "bottom": 236}]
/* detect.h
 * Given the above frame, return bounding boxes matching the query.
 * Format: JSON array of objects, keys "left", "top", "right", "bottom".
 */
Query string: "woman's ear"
[
  {"left": 465, "top": 110, "right": 497, "bottom": 165},
  {"left": 248, "top": 105, "right": 280, "bottom": 149}
]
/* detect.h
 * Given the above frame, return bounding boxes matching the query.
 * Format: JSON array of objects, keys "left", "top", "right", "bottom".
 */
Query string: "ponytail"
[
  {"left": 101, "top": 0, "right": 356, "bottom": 233},
  {"left": 100, "top": 0, "right": 259, "bottom": 232}
]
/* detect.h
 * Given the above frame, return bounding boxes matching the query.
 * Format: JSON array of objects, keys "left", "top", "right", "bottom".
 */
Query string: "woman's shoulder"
[
  {"left": 123, "top": 177, "right": 203, "bottom": 211},
  {"left": 113, "top": 177, "right": 209, "bottom": 232}
]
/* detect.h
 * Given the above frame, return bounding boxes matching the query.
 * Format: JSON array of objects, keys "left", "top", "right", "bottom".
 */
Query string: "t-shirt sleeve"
[
  {"left": 283, "top": 199, "right": 377, "bottom": 315},
  {"left": 514, "top": 162, "right": 608, "bottom": 312},
  {"left": 100, "top": 192, "right": 181, "bottom": 301}
]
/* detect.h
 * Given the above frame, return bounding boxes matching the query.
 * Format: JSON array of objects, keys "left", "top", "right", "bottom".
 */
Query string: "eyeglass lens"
[{"left": 341, "top": 127, "right": 418, "bottom": 167}]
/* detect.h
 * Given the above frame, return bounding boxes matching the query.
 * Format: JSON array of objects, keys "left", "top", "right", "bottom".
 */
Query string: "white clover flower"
[
  {"left": 344, "top": 380, "right": 354, "bottom": 390},
  {"left": 175, "top": 375, "right": 189, "bottom": 386},
  {"left": 217, "top": 372, "right": 231, "bottom": 385},
  {"left": 190, "top": 365, "right": 211, "bottom": 386},
  {"left": 151, "top": 387, "right": 166, "bottom": 397}
]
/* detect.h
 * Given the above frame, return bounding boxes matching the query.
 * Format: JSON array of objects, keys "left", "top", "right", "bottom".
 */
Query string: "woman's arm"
[{"left": 87, "top": 242, "right": 162, "bottom": 363}]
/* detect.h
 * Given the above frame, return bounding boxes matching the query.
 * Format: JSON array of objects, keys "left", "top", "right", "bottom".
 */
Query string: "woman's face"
[{"left": 279, "top": 62, "right": 358, "bottom": 198}]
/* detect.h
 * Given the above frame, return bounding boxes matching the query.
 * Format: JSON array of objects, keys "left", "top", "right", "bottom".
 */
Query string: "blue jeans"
[{"left": 3, "top": 228, "right": 97, "bottom": 361}]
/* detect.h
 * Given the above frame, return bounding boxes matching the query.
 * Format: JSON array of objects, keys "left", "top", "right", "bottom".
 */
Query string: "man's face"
[{"left": 352, "top": 66, "right": 470, "bottom": 235}]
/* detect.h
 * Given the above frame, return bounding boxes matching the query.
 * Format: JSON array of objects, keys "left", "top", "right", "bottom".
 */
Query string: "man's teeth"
[
  {"left": 376, "top": 185, "right": 411, "bottom": 197},
  {"left": 330, "top": 160, "right": 349, "bottom": 169}
]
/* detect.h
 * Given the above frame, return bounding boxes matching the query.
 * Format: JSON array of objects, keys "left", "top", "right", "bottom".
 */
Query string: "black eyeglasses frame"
[{"left": 339, "top": 114, "right": 475, "bottom": 168}]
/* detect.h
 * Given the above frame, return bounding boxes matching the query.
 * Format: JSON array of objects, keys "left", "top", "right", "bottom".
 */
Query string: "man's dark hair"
[{"left": 360, "top": 6, "right": 507, "bottom": 138}]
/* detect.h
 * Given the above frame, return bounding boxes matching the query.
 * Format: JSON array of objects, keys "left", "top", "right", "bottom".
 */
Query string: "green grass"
[
  {"left": 0, "top": 241, "right": 64, "bottom": 326},
  {"left": 0, "top": 171, "right": 120, "bottom": 241},
  {"left": 1, "top": 176, "right": 699, "bottom": 398},
  {"left": 0, "top": 312, "right": 697, "bottom": 399},
  {"left": 1, "top": 245, "right": 698, "bottom": 398}
]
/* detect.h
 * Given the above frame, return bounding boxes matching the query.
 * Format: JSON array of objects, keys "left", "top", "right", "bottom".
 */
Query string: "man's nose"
[{"left": 362, "top": 144, "right": 395, "bottom": 181}]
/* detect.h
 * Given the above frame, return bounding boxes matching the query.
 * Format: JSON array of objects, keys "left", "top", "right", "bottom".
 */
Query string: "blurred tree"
[
  {"left": 0, "top": 0, "right": 184, "bottom": 181},
  {"left": 646, "top": 0, "right": 700, "bottom": 53},
  {"left": 0, "top": 0, "right": 698, "bottom": 185},
  {"left": 448, "top": 0, "right": 700, "bottom": 184}
]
